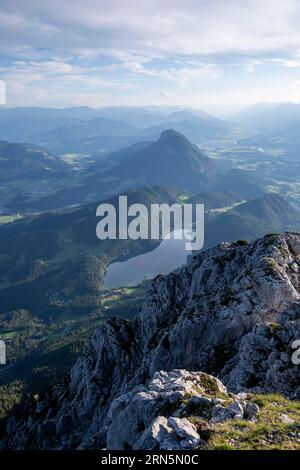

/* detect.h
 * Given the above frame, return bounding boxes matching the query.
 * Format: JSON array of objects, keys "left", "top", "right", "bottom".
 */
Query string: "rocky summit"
[
  {"left": 2, "top": 232, "right": 300, "bottom": 450},
  {"left": 106, "top": 369, "right": 260, "bottom": 450}
]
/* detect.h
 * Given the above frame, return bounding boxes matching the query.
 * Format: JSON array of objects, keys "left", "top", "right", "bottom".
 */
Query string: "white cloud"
[
  {"left": 1, "top": 58, "right": 137, "bottom": 107},
  {"left": 160, "top": 90, "right": 171, "bottom": 98},
  {"left": 270, "top": 58, "right": 300, "bottom": 67},
  {"left": 122, "top": 61, "right": 221, "bottom": 86},
  {"left": 0, "top": 80, "right": 6, "bottom": 104},
  {"left": 1, "top": 0, "right": 300, "bottom": 108},
  {"left": 244, "top": 60, "right": 262, "bottom": 74},
  {"left": 1, "top": 0, "right": 300, "bottom": 59},
  {"left": 290, "top": 80, "right": 300, "bottom": 102}
]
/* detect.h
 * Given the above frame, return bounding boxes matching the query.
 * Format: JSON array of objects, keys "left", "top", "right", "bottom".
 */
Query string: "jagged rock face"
[
  {"left": 106, "top": 369, "right": 259, "bottom": 450},
  {"left": 3, "top": 233, "right": 300, "bottom": 449},
  {"left": 106, "top": 369, "right": 225, "bottom": 450}
]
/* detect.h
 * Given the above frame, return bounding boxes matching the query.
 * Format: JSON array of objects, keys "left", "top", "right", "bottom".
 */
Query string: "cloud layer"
[{"left": 0, "top": 0, "right": 300, "bottom": 110}]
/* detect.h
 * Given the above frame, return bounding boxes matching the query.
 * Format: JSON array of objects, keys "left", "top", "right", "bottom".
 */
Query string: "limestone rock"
[{"left": 3, "top": 233, "right": 300, "bottom": 449}]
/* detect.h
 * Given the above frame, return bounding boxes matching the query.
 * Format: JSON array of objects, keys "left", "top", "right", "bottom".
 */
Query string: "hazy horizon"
[{"left": 0, "top": 101, "right": 295, "bottom": 118}]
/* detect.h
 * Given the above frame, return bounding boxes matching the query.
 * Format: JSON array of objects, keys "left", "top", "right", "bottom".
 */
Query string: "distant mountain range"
[
  {"left": 0, "top": 107, "right": 94, "bottom": 142},
  {"left": 1, "top": 129, "right": 278, "bottom": 214},
  {"left": 4, "top": 104, "right": 300, "bottom": 154},
  {"left": 38, "top": 116, "right": 139, "bottom": 140},
  {"left": 140, "top": 112, "right": 229, "bottom": 143},
  {"left": 0, "top": 106, "right": 231, "bottom": 154},
  {"left": 233, "top": 103, "right": 300, "bottom": 143}
]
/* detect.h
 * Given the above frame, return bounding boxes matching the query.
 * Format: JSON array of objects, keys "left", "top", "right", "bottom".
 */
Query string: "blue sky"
[{"left": 1, "top": 0, "right": 300, "bottom": 113}]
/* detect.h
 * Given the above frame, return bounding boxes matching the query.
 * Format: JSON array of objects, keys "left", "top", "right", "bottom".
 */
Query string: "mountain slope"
[
  {"left": 0, "top": 187, "right": 182, "bottom": 410},
  {"left": 0, "top": 107, "right": 145, "bottom": 153},
  {"left": 30, "top": 114, "right": 145, "bottom": 154},
  {"left": 0, "top": 106, "right": 138, "bottom": 142},
  {"left": 36, "top": 117, "right": 140, "bottom": 153},
  {"left": 91, "top": 140, "right": 152, "bottom": 167},
  {"left": 235, "top": 193, "right": 297, "bottom": 220},
  {"left": 42, "top": 116, "right": 138, "bottom": 139},
  {"left": 112, "top": 129, "right": 217, "bottom": 192},
  {"left": 0, "top": 141, "right": 69, "bottom": 182},
  {"left": 0, "top": 108, "right": 81, "bottom": 142},
  {"left": 189, "top": 190, "right": 241, "bottom": 210},
  {"left": 3, "top": 232, "right": 300, "bottom": 449},
  {"left": 211, "top": 169, "right": 265, "bottom": 199},
  {"left": 205, "top": 193, "right": 300, "bottom": 248},
  {"left": 28, "top": 130, "right": 219, "bottom": 211},
  {"left": 0, "top": 186, "right": 181, "bottom": 318},
  {"left": 0, "top": 140, "right": 74, "bottom": 213}
]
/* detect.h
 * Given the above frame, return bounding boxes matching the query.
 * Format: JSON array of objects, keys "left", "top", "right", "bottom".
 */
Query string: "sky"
[{"left": 1, "top": 0, "right": 300, "bottom": 114}]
